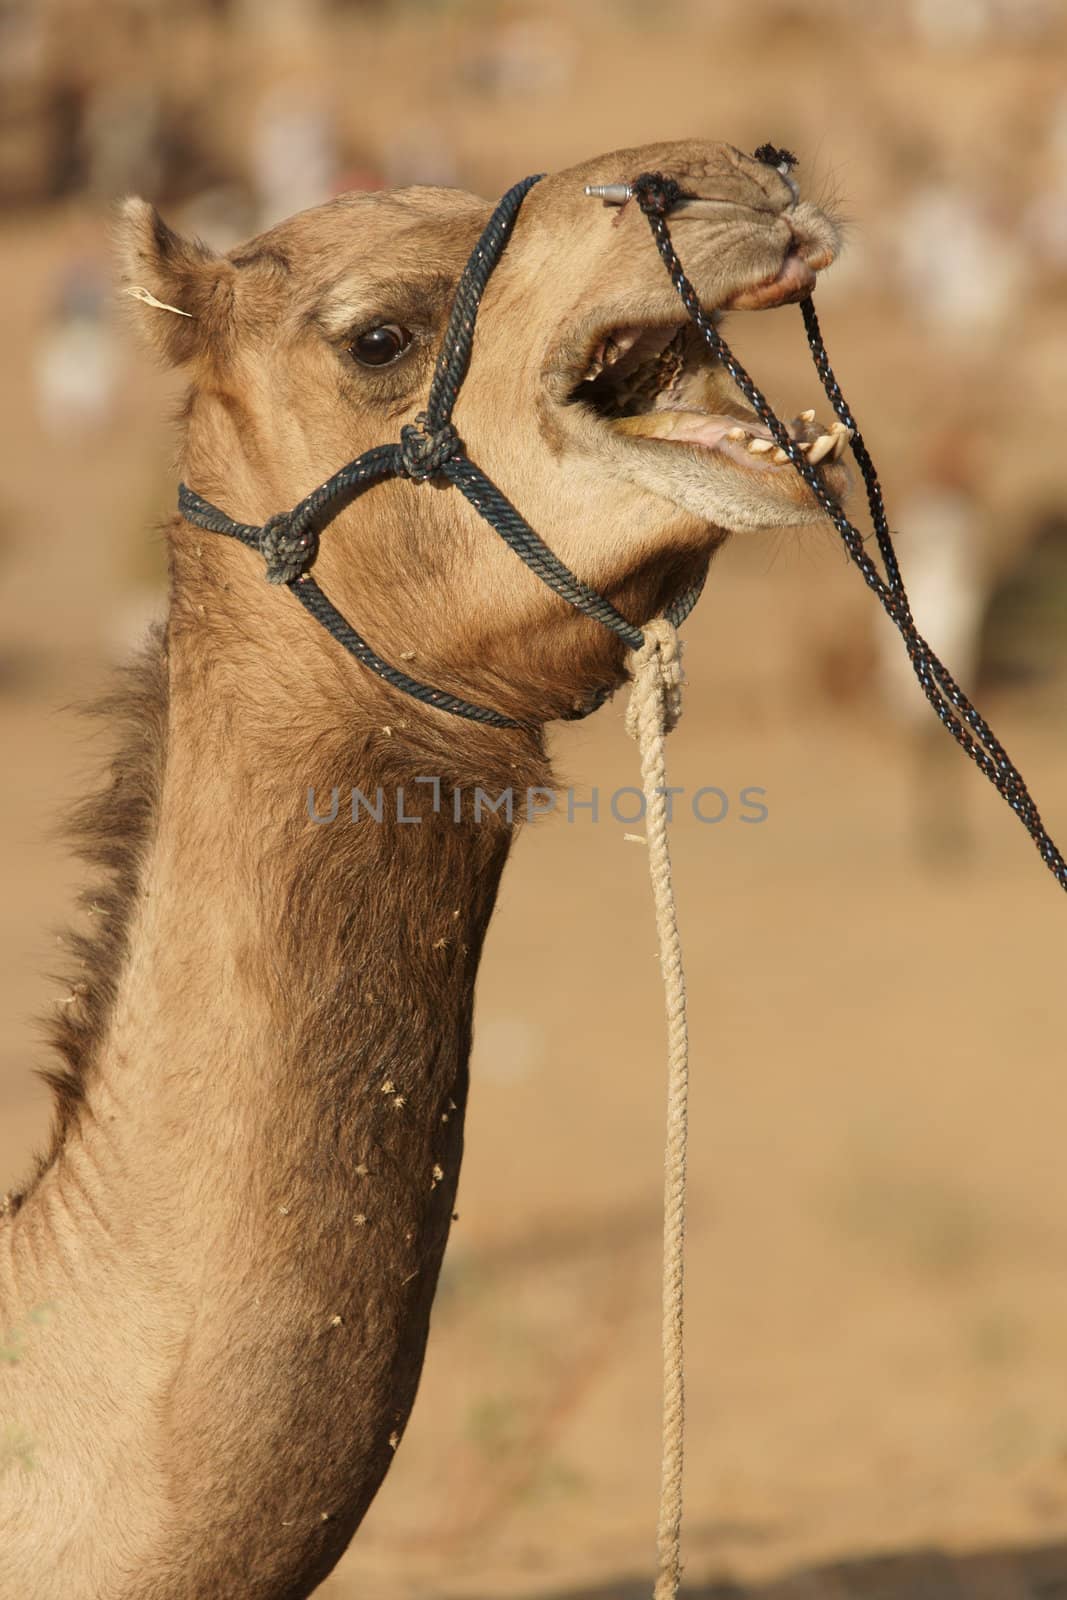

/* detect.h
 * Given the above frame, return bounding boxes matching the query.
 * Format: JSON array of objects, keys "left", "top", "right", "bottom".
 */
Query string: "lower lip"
[{"left": 723, "top": 252, "right": 816, "bottom": 311}]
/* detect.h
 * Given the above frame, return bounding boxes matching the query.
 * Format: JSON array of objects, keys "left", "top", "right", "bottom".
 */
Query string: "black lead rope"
[
  {"left": 629, "top": 168, "right": 1067, "bottom": 896},
  {"left": 179, "top": 161, "right": 1066, "bottom": 895}
]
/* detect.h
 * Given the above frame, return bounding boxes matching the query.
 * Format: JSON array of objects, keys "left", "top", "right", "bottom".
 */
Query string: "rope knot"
[
  {"left": 752, "top": 143, "right": 798, "bottom": 171},
  {"left": 626, "top": 617, "right": 684, "bottom": 742},
  {"left": 631, "top": 172, "right": 688, "bottom": 218},
  {"left": 259, "top": 511, "right": 318, "bottom": 585},
  {"left": 399, "top": 413, "right": 461, "bottom": 481}
]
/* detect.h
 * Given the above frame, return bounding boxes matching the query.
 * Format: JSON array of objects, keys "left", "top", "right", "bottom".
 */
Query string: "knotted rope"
[
  {"left": 398, "top": 413, "right": 462, "bottom": 482},
  {"left": 177, "top": 172, "right": 709, "bottom": 729},
  {"left": 260, "top": 509, "right": 319, "bottom": 585},
  {"left": 626, "top": 618, "right": 689, "bottom": 1600}
]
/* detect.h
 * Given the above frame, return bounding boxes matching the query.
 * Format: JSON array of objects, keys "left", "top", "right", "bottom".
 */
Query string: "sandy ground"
[{"left": 3, "top": 18, "right": 1067, "bottom": 1592}]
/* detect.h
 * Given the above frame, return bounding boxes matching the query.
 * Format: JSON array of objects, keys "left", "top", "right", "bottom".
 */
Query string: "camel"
[{"left": 0, "top": 140, "right": 845, "bottom": 1599}]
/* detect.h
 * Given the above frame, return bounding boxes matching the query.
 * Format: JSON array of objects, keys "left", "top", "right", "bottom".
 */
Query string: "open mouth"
[{"left": 567, "top": 319, "right": 851, "bottom": 478}]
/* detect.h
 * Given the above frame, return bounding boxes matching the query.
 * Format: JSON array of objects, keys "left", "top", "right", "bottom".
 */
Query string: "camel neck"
[{"left": 1, "top": 589, "right": 532, "bottom": 1597}]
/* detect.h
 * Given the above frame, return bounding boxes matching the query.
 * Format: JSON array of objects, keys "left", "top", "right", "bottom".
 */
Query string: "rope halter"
[{"left": 178, "top": 158, "right": 1067, "bottom": 895}]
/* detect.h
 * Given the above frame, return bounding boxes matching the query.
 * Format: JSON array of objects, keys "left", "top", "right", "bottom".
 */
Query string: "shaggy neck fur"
[{"left": 0, "top": 530, "right": 545, "bottom": 1599}]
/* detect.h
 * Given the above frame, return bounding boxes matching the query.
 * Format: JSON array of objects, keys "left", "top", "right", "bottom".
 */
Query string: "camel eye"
[{"left": 349, "top": 324, "right": 412, "bottom": 367}]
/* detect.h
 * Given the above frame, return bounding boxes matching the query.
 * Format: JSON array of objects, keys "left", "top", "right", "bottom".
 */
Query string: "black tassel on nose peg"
[{"left": 752, "top": 144, "right": 798, "bottom": 173}]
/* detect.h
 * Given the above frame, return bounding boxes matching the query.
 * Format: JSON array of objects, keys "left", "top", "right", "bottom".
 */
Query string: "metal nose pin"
[{"left": 583, "top": 183, "right": 633, "bottom": 205}]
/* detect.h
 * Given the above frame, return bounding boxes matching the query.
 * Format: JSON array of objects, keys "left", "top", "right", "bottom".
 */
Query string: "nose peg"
[
  {"left": 584, "top": 182, "right": 633, "bottom": 206},
  {"left": 752, "top": 144, "right": 798, "bottom": 174}
]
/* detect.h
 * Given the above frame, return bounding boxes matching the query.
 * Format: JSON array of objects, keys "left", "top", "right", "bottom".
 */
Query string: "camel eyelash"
[{"left": 318, "top": 274, "right": 455, "bottom": 346}]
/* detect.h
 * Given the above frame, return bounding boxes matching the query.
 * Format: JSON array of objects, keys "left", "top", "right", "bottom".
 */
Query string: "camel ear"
[{"left": 116, "top": 197, "right": 236, "bottom": 367}]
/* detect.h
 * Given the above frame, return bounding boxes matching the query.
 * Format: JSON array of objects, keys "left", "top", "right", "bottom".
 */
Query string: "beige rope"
[{"left": 625, "top": 617, "right": 689, "bottom": 1600}]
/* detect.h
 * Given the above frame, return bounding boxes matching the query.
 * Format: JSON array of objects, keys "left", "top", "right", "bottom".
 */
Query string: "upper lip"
[
  {"left": 549, "top": 231, "right": 823, "bottom": 401},
  {"left": 556, "top": 287, "right": 853, "bottom": 471}
]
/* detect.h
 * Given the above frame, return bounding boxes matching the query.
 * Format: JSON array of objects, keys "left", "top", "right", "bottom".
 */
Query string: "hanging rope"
[
  {"left": 628, "top": 169, "right": 1067, "bottom": 895},
  {"left": 626, "top": 618, "right": 689, "bottom": 1600}
]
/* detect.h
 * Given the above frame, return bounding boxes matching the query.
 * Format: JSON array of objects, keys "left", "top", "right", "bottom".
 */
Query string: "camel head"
[{"left": 119, "top": 139, "right": 845, "bottom": 725}]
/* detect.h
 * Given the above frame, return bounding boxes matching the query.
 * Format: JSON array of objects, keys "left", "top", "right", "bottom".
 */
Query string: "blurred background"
[{"left": 1, "top": 0, "right": 1066, "bottom": 1595}]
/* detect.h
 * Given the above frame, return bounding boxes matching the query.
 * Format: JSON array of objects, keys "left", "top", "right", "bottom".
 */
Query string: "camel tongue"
[
  {"left": 611, "top": 410, "right": 853, "bottom": 461},
  {"left": 611, "top": 411, "right": 751, "bottom": 448}
]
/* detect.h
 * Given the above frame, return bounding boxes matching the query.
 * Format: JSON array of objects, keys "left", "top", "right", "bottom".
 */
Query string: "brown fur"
[
  {"left": 0, "top": 141, "right": 843, "bottom": 1599},
  {"left": 37, "top": 628, "right": 170, "bottom": 1172}
]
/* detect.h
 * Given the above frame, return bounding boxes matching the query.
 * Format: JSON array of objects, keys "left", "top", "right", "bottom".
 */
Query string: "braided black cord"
[
  {"left": 291, "top": 576, "right": 526, "bottom": 727},
  {"left": 178, "top": 484, "right": 263, "bottom": 549},
  {"left": 632, "top": 172, "right": 1067, "bottom": 894},
  {"left": 179, "top": 174, "right": 652, "bottom": 727},
  {"left": 424, "top": 176, "right": 545, "bottom": 431},
  {"left": 175, "top": 174, "right": 714, "bottom": 731},
  {"left": 276, "top": 443, "right": 404, "bottom": 535},
  {"left": 666, "top": 562, "right": 710, "bottom": 627},
  {"left": 444, "top": 457, "right": 645, "bottom": 647},
  {"left": 799, "top": 302, "right": 1067, "bottom": 877},
  {"left": 799, "top": 298, "right": 1012, "bottom": 762},
  {"left": 178, "top": 446, "right": 403, "bottom": 561},
  {"left": 428, "top": 178, "right": 709, "bottom": 640},
  {"left": 798, "top": 301, "right": 906, "bottom": 597},
  {"left": 180, "top": 454, "right": 525, "bottom": 727}
]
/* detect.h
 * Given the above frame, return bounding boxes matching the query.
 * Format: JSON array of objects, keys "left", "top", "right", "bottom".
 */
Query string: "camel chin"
[{"left": 557, "top": 302, "right": 852, "bottom": 535}]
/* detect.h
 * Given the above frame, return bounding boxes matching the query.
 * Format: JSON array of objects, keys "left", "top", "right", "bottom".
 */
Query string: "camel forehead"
[
  {"left": 230, "top": 186, "right": 493, "bottom": 287},
  {"left": 210, "top": 139, "right": 809, "bottom": 349},
  {"left": 229, "top": 138, "right": 787, "bottom": 282}
]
